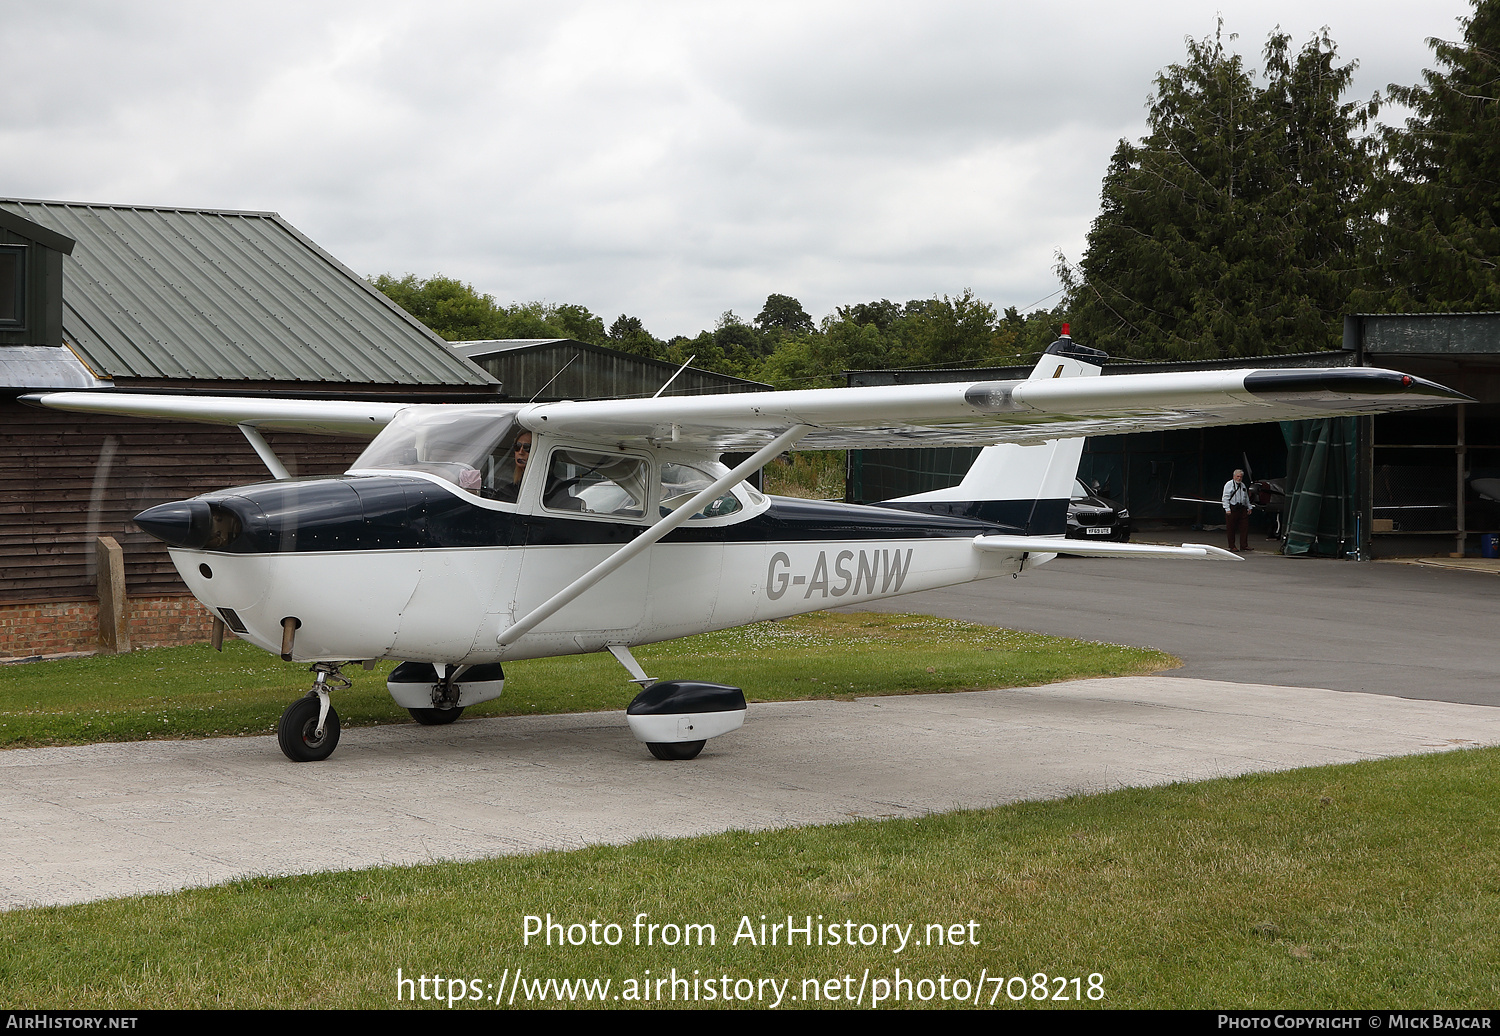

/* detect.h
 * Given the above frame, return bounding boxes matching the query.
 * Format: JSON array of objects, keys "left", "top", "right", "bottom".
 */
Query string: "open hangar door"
[
  {"left": 1349, "top": 313, "right": 1500, "bottom": 559},
  {"left": 1074, "top": 422, "right": 1288, "bottom": 537},
  {"left": 1075, "top": 383, "right": 1500, "bottom": 560},
  {"left": 847, "top": 319, "right": 1500, "bottom": 559}
]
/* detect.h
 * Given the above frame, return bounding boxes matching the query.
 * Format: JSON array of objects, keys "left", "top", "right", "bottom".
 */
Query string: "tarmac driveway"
[
  {"left": 857, "top": 547, "right": 1499, "bottom": 706},
  {"left": 4, "top": 676, "right": 1498, "bottom": 909}
]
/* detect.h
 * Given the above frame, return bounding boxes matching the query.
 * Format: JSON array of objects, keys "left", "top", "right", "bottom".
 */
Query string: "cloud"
[{"left": 0, "top": 0, "right": 1475, "bottom": 336}]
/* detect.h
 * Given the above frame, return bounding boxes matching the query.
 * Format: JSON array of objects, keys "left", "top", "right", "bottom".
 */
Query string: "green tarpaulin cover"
[{"left": 1281, "top": 418, "right": 1356, "bottom": 557}]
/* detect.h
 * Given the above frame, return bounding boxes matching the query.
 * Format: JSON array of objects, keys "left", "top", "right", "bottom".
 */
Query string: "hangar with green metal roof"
[{"left": 0, "top": 198, "right": 498, "bottom": 657}]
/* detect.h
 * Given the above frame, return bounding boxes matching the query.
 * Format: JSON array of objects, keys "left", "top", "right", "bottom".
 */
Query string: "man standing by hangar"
[{"left": 1223, "top": 469, "right": 1253, "bottom": 553}]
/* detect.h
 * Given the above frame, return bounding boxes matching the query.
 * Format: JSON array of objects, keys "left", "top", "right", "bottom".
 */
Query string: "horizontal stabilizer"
[{"left": 973, "top": 535, "right": 1241, "bottom": 561}]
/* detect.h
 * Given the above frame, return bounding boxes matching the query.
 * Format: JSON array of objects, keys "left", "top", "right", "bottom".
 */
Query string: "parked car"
[{"left": 1066, "top": 479, "right": 1131, "bottom": 541}]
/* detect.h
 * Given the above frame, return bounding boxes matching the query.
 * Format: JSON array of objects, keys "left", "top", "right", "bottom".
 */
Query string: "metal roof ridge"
[
  {"left": 0, "top": 197, "right": 281, "bottom": 219},
  {"left": 1350, "top": 311, "right": 1500, "bottom": 318}
]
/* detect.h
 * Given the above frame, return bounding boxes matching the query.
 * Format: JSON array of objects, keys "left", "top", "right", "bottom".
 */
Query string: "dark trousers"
[{"left": 1226, "top": 505, "right": 1250, "bottom": 551}]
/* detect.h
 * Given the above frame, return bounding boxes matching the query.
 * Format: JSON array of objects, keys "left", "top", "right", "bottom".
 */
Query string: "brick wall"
[{"left": 0, "top": 595, "right": 229, "bottom": 659}]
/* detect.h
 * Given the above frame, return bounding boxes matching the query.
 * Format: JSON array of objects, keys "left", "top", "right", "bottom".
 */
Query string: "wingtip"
[
  {"left": 1193, "top": 544, "right": 1246, "bottom": 560},
  {"left": 1242, "top": 368, "right": 1471, "bottom": 405}
]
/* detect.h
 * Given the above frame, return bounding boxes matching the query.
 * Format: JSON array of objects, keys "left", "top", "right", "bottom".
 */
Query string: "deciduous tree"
[
  {"left": 369, "top": 274, "right": 610, "bottom": 346},
  {"left": 607, "top": 314, "right": 662, "bottom": 357},
  {"left": 369, "top": 273, "right": 506, "bottom": 341},
  {"left": 754, "top": 294, "right": 814, "bottom": 336}
]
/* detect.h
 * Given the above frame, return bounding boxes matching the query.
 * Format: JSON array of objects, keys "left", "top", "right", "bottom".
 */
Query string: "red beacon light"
[{"left": 1060, "top": 323, "right": 1071, "bottom": 337}]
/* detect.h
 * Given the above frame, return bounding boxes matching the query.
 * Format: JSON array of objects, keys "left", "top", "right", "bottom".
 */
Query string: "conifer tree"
[
  {"left": 1063, "top": 26, "right": 1375, "bottom": 359},
  {"left": 1368, "top": 0, "right": 1500, "bottom": 311}
]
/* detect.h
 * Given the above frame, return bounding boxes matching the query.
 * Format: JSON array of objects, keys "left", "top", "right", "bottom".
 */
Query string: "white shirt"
[{"left": 1222, "top": 479, "right": 1251, "bottom": 511}]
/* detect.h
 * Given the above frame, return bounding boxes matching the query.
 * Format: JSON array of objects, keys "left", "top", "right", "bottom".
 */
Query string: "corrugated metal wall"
[{"left": 466, "top": 341, "right": 767, "bottom": 400}]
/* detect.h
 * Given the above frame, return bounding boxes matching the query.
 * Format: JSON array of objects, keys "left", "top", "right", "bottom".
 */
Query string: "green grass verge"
[
  {"left": 764, "top": 450, "right": 846, "bottom": 499},
  {"left": 2, "top": 747, "right": 1496, "bottom": 1009},
  {"left": 0, "top": 612, "right": 1174, "bottom": 749}
]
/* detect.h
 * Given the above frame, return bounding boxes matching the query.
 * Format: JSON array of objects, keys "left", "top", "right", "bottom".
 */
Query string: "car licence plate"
[{"left": 1085, "top": 526, "right": 1112, "bottom": 535}]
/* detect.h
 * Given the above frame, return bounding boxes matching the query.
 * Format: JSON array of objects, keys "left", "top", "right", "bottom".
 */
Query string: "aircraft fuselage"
[{"left": 155, "top": 473, "right": 1026, "bottom": 666}]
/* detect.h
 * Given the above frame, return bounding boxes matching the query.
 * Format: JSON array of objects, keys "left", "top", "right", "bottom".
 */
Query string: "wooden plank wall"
[{"left": 0, "top": 401, "right": 366, "bottom": 602}]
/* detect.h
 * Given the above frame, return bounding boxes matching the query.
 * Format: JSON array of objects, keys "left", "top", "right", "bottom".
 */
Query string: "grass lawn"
[
  {"left": 9, "top": 614, "right": 1486, "bottom": 1009},
  {"left": 0, "top": 612, "right": 1175, "bottom": 749},
  {"left": 2, "top": 746, "right": 1495, "bottom": 1009}
]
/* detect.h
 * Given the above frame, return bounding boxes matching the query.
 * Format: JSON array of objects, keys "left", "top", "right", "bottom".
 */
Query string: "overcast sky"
[{"left": 0, "top": 0, "right": 1476, "bottom": 338}]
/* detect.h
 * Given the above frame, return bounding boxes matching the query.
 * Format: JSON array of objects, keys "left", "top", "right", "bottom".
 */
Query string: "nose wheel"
[
  {"left": 278, "top": 693, "right": 341, "bottom": 761},
  {"left": 277, "top": 663, "right": 350, "bottom": 761}
]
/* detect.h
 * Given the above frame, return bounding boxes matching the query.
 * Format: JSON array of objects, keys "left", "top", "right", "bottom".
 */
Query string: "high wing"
[
  {"left": 25, "top": 367, "right": 1466, "bottom": 449},
  {"left": 21, "top": 392, "right": 405, "bottom": 437},
  {"left": 526, "top": 368, "right": 1466, "bottom": 450}
]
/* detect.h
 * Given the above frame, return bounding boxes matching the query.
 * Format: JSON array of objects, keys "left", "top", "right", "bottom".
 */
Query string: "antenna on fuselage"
[
  {"left": 529, "top": 353, "right": 579, "bottom": 403},
  {"left": 653, "top": 355, "right": 697, "bottom": 398}
]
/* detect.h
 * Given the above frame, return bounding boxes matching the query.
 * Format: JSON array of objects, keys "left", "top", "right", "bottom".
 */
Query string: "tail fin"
[{"left": 882, "top": 333, "right": 1106, "bottom": 535}]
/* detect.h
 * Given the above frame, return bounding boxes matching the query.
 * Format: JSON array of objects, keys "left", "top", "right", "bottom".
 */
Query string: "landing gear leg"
[
  {"left": 606, "top": 645, "right": 655, "bottom": 688},
  {"left": 277, "top": 662, "right": 351, "bottom": 762},
  {"left": 408, "top": 663, "right": 466, "bottom": 724}
]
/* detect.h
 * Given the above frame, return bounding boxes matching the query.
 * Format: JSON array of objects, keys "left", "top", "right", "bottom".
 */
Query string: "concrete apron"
[{"left": 4, "top": 676, "right": 1499, "bottom": 910}]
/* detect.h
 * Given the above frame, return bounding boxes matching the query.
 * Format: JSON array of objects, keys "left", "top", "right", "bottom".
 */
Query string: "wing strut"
[
  {"left": 238, "top": 423, "right": 291, "bottom": 480},
  {"left": 498, "top": 425, "right": 809, "bottom": 647}
]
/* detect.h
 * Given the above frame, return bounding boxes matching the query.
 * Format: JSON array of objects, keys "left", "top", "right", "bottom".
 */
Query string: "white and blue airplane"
[{"left": 29, "top": 335, "right": 1464, "bottom": 762}]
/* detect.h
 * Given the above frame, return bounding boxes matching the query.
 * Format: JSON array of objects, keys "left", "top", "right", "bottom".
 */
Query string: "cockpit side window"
[
  {"left": 480, "top": 428, "right": 532, "bottom": 502},
  {"left": 543, "top": 449, "right": 648, "bottom": 518},
  {"left": 660, "top": 462, "right": 743, "bottom": 520}
]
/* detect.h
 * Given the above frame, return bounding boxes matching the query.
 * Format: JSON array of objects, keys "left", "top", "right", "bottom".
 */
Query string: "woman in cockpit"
[{"left": 490, "top": 430, "right": 531, "bottom": 502}]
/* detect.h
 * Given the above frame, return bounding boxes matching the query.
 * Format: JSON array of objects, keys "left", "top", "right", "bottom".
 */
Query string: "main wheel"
[
  {"left": 408, "top": 706, "right": 465, "bottom": 726},
  {"left": 647, "top": 740, "right": 705, "bottom": 761},
  {"left": 277, "top": 694, "right": 341, "bottom": 762}
]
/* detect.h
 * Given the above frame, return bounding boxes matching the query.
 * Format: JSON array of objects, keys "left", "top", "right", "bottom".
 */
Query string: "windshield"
[{"left": 350, "top": 407, "right": 526, "bottom": 497}]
